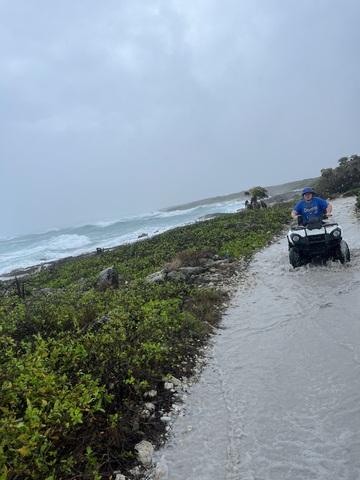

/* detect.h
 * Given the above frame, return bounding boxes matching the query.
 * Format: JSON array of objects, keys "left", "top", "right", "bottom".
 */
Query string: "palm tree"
[{"left": 244, "top": 186, "right": 268, "bottom": 209}]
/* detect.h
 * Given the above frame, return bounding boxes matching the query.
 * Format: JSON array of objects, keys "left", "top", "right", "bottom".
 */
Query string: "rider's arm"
[
  {"left": 326, "top": 203, "right": 332, "bottom": 215},
  {"left": 291, "top": 209, "right": 299, "bottom": 219}
]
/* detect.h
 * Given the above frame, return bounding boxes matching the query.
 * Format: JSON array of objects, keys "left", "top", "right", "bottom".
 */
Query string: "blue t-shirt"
[{"left": 293, "top": 197, "right": 328, "bottom": 222}]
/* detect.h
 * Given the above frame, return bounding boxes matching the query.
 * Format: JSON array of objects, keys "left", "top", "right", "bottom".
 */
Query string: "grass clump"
[{"left": 0, "top": 203, "right": 291, "bottom": 479}]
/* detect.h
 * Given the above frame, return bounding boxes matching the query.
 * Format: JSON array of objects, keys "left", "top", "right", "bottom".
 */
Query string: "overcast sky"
[{"left": 2, "top": 0, "right": 359, "bottom": 236}]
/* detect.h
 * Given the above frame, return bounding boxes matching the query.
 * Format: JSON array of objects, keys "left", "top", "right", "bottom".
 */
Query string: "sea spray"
[{"left": 0, "top": 199, "right": 245, "bottom": 276}]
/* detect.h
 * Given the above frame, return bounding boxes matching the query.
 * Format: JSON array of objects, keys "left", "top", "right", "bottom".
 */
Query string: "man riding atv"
[
  {"left": 291, "top": 187, "right": 332, "bottom": 224},
  {"left": 287, "top": 187, "right": 350, "bottom": 267}
]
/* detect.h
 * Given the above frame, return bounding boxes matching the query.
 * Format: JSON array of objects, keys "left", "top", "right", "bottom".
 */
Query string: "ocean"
[{"left": 0, "top": 197, "right": 245, "bottom": 278}]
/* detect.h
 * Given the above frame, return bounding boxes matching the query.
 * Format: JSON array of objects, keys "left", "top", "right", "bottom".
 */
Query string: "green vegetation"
[
  {"left": 314, "top": 155, "right": 360, "bottom": 205},
  {"left": 0, "top": 203, "right": 295, "bottom": 478},
  {"left": 244, "top": 186, "right": 269, "bottom": 209},
  {"left": 245, "top": 186, "right": 268, "bottom": 200}
]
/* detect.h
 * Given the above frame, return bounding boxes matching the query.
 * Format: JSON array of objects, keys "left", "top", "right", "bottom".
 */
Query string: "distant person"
[{"left": 291, "top": 187, "right": 332, "bottom": 225}]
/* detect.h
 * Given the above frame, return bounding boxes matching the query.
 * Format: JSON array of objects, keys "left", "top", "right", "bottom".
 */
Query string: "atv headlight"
[
  {"left": 291, "top": 234, "right": 301, "bottom": 243},
  {"left": 331, "top": 228, "right": 341, "bottom": 238}
]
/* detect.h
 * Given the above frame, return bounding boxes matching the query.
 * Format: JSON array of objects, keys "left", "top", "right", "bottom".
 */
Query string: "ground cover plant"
[{"left": 0, "top": 203, "right": 291, "bottom": 479}]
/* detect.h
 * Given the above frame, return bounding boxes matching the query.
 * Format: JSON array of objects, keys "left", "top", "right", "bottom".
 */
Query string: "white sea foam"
[
  {"left": 93, "top": 220, "right": 120, "bottom": 228},
  {"left": 0, "top": 198, "right": 246, "bottom": 276},
  {"left": 44, "top": 234, "right": 92, "bottom": 251}
]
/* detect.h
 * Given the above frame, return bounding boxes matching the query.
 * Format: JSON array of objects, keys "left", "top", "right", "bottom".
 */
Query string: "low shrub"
[{"left": 343, "top": 188, "right": 360, "bottom": 197}]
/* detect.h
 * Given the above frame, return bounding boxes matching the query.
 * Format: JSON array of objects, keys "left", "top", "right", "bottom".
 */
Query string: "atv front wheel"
[
  {"left": 336, "top": 240, "right": 350, "bottom": 264},
  {"left": 289, "top": 247, "right": 302, "bottom": 268}
]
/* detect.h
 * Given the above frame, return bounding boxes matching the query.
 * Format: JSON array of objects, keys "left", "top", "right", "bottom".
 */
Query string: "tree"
[
  {"left": 315, "top": 155, "right": 360, "bottom": 197},
  {"left": 244, "top": 186, "right": 268, "bottom": 209},
  {"left": 338, "top": 157, "right": 349, "bottom": 167}
]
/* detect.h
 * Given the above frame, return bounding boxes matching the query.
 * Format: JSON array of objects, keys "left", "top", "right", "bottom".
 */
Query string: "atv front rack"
[{"left": 290, "top": 221, "right": 338, "bottom": 231}]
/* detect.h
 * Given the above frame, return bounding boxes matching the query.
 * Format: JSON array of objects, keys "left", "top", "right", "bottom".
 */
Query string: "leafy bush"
[
  {"left": 343, "top": 188, "right": 360, "bottom": 197},
  {"left": 314, "top": 155, "right": 360, "bottom": 198},
  {"left": 356, "top": 195, "right": 360, "bottom": 210},
  {"left": 0, "top": 335, "right": 111, "bottom": 479}
]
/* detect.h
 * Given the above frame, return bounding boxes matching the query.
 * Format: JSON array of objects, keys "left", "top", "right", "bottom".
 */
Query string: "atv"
[{"left": 287, "top": 215, "right": 350, "bottom": 268}]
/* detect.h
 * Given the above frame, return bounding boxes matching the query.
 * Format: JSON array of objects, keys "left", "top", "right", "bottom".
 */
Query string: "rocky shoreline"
[{"left": 0, "top": 187, "right": 302, "bottom": 282}]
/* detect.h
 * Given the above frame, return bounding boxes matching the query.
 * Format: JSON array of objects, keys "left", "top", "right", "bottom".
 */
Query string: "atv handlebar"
[{"left": 293, "top": 214, "right": 332, "bottom": 226}]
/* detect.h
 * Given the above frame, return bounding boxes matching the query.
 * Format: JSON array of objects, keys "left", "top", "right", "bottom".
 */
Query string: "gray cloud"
[{"left": 1, "top": 0, "right": 359, "bottom": 236}]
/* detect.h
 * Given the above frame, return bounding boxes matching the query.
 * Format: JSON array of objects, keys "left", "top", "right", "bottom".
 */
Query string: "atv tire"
[
  {"left": 289, "top": 247, "right": 302, "bottom": 268},
  {"left": 336, "top": 240, "right": 350, "bottom": 264}
]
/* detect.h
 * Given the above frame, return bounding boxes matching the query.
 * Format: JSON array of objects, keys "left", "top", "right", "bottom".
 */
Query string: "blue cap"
[{"left": 302, "top": 187, "right": 315, "bottom": 196}]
